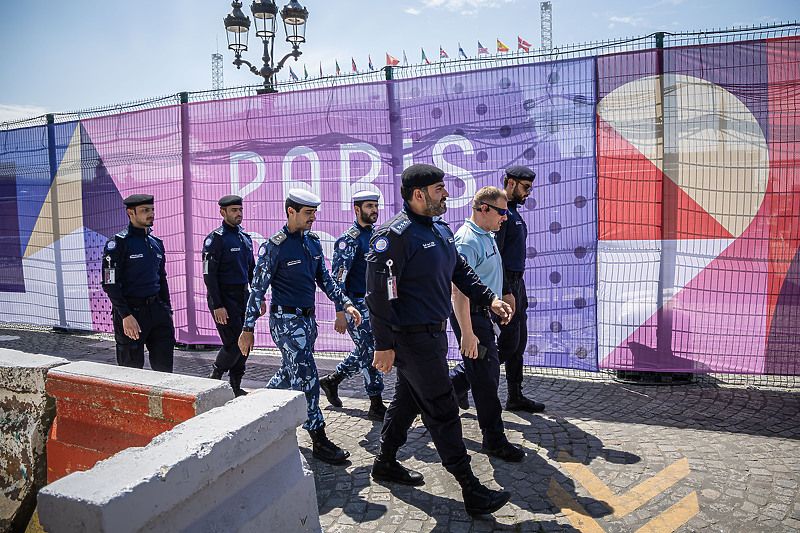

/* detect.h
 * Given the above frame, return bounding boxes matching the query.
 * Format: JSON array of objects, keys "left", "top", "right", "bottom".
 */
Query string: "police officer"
[
  {"left": 203, "top": 195, "right": 257, "bottom": 397},
  {"left": 319, "top": 190, "right": 386, "bottom": 421},
  {"left": 366, "top": 164, "right": 513, "bottom": 517},
  {"left": 496, "top": 165, "right": 545, "bottom": 412},
  {"left": 449, "top": 186, "right": 525, "bottom": 463},
  {"left": 102, "top": 194, "right": 174, "bottom": 372},
  {"left": 238, "top": 189, "right": 362, "bottom": 465}
]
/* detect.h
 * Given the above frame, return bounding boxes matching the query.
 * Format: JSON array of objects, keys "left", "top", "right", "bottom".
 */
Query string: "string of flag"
[{"left": 284, "top": 36, "right": 537, "bottom": 82}]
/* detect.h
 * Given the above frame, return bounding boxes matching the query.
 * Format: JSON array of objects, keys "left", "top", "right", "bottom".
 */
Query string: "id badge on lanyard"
[
  {"left": 103, "top": 256, "right": 116, "bottom": 285},
  {"left": 386, "top": 259, "right": 398, "bottom": 300}
]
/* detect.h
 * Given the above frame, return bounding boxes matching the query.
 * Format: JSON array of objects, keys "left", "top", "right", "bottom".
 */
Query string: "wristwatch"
[{"left": 242, "top": 326, "right": 254, "bottom": 332}]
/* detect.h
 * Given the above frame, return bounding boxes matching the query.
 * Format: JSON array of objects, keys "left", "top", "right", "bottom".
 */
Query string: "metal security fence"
[{"left": 1, "top": 22, "right": 799, "bottom": 389}]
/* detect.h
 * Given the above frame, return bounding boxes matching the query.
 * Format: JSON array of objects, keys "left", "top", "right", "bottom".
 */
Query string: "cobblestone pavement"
[{"left": 4, "top": 324, "right": 800, "bottom": 532}]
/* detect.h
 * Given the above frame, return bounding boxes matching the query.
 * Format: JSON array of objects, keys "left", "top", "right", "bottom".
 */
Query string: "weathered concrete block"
[
  {"left": 38, "top": 389, "right": 321, "bottom": 533},
  {"left": 45, "top": 361, "right": 234, "bottom": 482},
  {"left": 0, "top": 350, "right": 68, "bottom": 533}
]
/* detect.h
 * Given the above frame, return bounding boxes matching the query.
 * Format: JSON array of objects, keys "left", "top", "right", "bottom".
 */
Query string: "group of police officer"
[{"left": 101, "top": 162, "right": 541, "bottom": 517}]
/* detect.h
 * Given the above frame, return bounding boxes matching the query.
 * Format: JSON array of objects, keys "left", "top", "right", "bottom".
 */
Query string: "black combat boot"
[
  {"left": 229, "top": 375, "right": 248, "bottom": 397},
  {"left": 505, "top": 382, "right": 545, "bottom": 413},
  {"left": 208, "top": 368, "right": 224, "bottom": 379},
  {"left": 452, "top": 468, "right": 512, "bottom": 517},
  {"left": 319, "top": 371, "right": 345, "bottom": 407},
  {"left": 371, "top": 446, "right": 424, "bottom": 486},
  {"left": 368, "top": 395, "right": 387, "bottom": 421},
  {"left": 481, "top": 441, "right": 525, "bottom": 462},
  {"left": 307, "top": 426, "right": 350, "bottom": 465}
]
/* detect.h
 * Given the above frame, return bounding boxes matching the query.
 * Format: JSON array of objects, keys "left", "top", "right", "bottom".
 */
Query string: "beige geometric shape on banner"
[
  {"left": 598, "top": 74, "right": 769, "bottom": 238},
  {"left": 24, "top": 124, "right": 84, "bottom": 259}
]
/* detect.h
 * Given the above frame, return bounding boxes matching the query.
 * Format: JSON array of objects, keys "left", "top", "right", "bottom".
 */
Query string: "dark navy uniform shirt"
[
  {"left": 495, "top": 200, "right": 527, "bottom": 273},
  {"left": 243, "top": 225, "right": 352, "bottom": 328},
  {"left": 365, "top": 204, "right": 497, "bottom": 351},
  {"left": 202, "top": 222, "right": 255, "bottom": 310},
  {"left": 331, "top": 221, "right": 372, "bottom": 311},
  {"left": 102, "top": 223, "right": 170, "bottom": 318}
]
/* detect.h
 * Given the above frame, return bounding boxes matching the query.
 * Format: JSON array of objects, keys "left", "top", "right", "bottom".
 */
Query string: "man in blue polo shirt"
[{"left": 450, "top": 186, "right": 525, "bottom": 462}]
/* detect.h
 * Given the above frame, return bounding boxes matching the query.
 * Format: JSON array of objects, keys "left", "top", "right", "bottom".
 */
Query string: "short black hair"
[
  {"left": 400, "top": 185, "right": 422, "bottom": 202},
  {"left": 285, "top": 198, "right": 305, "bottom": 215}
]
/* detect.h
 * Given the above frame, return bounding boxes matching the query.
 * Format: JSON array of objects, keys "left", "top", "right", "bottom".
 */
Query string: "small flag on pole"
[
  {"left": 478, "top": 41, "right": 489, "bottom": 54},
  {"left": 336, "top": 60, "right": 340, "bottom": 75},
  {"left": 289, "top": 67, "right": 299, "bottom": 81},
  {"left": 440, "top": 46, "right": 448, "bottom": 59},
  {"left": 386, "top": 53, "right": 400, "bottom": 66},
  {"left": 352, "top": 58, "right": 357, "bottom": 72},
  {"left": 320, "top": 62, "right": 323, "bottom": 77},
  {"left": 304, "top": 65, "right": 309, "bottom": 79},
  {"left": 518, "top": 36, "right": 532, "bottom": 52},
  {"left": 497, "top": 39, "right": 509, "bottom": 52},
  {"left": 368, "top": 55, "right": 374, "bottom": 70},
  {"left": 421, "top": 48, "right": 430, "bottom": 64},
  {"left": 403, "top": 50, "right": 408, "bottom": 66},
  {"left": 458, "top": 43, "right": 468, "bottom": 59}
]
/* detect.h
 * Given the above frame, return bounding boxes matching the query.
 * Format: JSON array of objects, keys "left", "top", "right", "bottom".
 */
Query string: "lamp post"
[{"left": 223, "top": 0, "right": 309, "bottom": 94}]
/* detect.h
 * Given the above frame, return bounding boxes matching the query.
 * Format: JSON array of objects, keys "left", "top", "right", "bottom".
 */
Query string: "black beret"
[
  {"left": 123, "top": 194, "right": 154, "bottom": 208},
  {"left": 401, "top": 164, "right": 445, "bottom": 189},
  {"left": 505, "top": 165, "right": 536, "bottom": 181},
  {"left": 219, "top": 195, "right": 243, "bottom": 207}
]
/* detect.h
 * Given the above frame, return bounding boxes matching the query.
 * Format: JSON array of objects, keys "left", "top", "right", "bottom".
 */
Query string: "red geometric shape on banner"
[{"left": 598, "top": 115, "right": 734, "bottom": 241}]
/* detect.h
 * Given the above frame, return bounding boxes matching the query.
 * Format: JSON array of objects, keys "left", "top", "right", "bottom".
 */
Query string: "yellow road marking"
[
  {"left": 557, "top": 449, "right": 691, "bottom": 517},
  {"left": 635, "top": 492, "right": 700, "bottom": 533},
  {"left": 547, "top": 477, "right": 606, "bottom": 533}
]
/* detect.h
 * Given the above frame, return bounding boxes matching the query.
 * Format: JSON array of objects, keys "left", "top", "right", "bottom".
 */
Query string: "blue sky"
[{"left": 0, "top": 0, "right": 796, "bottom": 122}]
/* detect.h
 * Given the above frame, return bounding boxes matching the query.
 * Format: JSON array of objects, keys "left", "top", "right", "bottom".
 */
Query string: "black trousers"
[
  {"left": 497, "top": 274, "right": 528, "bottom": 385},
  {"left": 449, "top": 311, "right": 506, "bottom": 448},
  {"left": 113, "top": 299, "right": 175, "bottom": 373},
  {"left": 380, "top": 329, "right": 470, "bottom": 474},
  {"left": 211, "top": 289, "right": 248, "bottom": 379}
]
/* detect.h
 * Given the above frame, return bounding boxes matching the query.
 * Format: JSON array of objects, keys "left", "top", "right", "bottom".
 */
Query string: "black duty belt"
[
  {"left": 505, "top": 270, "right": 524, "bottom": 282},
  {"left": 348, "top": 291, "right": 366, "bottom": 299},
  {"left": 127, "top": 294, "right": 159, "bottom": 306},
  {"left": 391, "top": 321, "right": 447, "bottom": 334},
  {"left": 270, "top": 305, "right": 315, "bottom": 317},
  {"left": 220, "top": 283, "right": 247, "bottom": 292},
  {"left": 470, "top": 304, "right": 490, "bottom": 317}
]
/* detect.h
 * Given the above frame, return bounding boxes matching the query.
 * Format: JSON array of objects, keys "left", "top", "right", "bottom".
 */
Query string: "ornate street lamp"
[{"left": 224, "top": 0, "right": 309, "bottom": 94}]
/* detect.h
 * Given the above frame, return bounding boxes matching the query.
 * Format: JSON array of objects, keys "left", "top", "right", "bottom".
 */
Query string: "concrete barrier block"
[
  {"left": 45, "top": 361, "right": 234, "bottom": 482},
  {"left": 38, "top": 389, "right": 321, "bottom": 533},
  {"left": 0, "top": 350, "right": 68, "bottom": 533}
]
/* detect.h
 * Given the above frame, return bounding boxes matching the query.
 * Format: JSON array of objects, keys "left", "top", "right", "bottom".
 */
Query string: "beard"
[
  {"left": 422, "top": 190, "right": 447, "bottom": 216},
  {"left": 359, "top": 211, "right": 378, "bottom": 226}
]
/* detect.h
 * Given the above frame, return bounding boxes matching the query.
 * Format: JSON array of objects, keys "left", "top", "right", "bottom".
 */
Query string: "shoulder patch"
[
  {"left": 105, "top": 239, "right": 117, "bottom": 251},
  {"left": 258, "top": 243, "right": 268, "bottom": 257},
  {"left": 269, "top": 230, "right": 287, "bottom": 246},
  {"left": 389, "top": 214, "right": 411, "bottom": 235},
  {"left": 337, "top": 240, "right": 348, "bottom": 250},
  {"left": 204, "top": 236, "right": 214, "bottom": 248},
  {"left": 373, "top": 236, "right": 390, "bottom": 253},
  {"left": 346, "top": 226, "right": 361, "bottom": 239}
]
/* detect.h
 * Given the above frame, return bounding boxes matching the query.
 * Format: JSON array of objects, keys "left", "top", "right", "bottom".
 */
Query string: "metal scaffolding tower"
[
  {"left": 541, "top": 1, "right": 553, "bottom": 51},
  {"left": 211, "top": 53, "right": 224, "bottom": 90}
]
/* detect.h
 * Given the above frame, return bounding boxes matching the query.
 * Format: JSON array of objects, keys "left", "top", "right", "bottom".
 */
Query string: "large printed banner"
[{"left": 0, "top": 36, "right": 797, "bottom": 375}]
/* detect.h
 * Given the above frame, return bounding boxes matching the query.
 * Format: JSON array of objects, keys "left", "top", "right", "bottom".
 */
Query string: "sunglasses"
[{"left": 481, "top": 203, "right": 508, "bottom": 216}]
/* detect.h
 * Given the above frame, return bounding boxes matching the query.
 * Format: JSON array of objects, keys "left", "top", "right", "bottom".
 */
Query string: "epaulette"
[
  {"left": 149, "top": 234, "right": 163, "bottom": 243},
  {"left": 433, "top": 216, "right": 450, "bottom": 226},
  {"left": 389, "top": 213, "right": 411, "bottom": 235},
  {"left": 114, "top": 229, "right": 129, "bottom": 239},
  {"left": 307, "top": 231, "right": 320, "bottom": 240},
  {"left": 214, "top": 227, "right": 225, "bottom": 236},
  {"left": 345, "top": 226, "right": 361, "bottom": 239},
  {"left": 269, "top": 230, "right": 287, "bottom": 245}
]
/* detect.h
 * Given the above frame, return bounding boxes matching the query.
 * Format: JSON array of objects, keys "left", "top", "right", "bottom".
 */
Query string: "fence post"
[
  {"left": 45, "top": 114, "right": 67, "bottom": 328},
  {"left": 178, "top": 92, "right": 198, "bottom": 342},
  {"left": 383, "top": 66, "right": 405, "bottom": 213}
]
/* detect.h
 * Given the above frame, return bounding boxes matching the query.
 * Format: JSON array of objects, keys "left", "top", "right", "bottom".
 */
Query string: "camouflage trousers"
[
  {"left": 268, "top": 310, "right": 323, "bottom": 430},
  {"left": 335, "top": 298, "right": 384, "bottom": 397}
]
